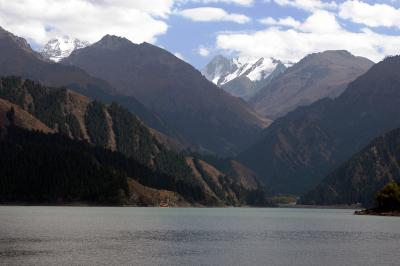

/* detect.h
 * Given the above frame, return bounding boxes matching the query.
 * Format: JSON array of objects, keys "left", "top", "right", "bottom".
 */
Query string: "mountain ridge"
[
  {"left": 0, "top": 26, "right": 175, "bottom": 138},
  {"left": 249, "top": 50, "right": 374, "bottom": 119},
  {"left": 63, "top": 35, "right": 268, "bottom": 156}
]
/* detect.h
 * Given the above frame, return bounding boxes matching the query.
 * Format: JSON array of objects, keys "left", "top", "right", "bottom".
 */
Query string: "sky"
[{"left": 1, "top": 0, "right": 400, "bottom": 68}]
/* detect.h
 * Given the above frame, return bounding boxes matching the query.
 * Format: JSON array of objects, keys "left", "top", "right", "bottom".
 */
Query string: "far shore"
[
  {"left": 0, "top": 203, "right": 362, "bottom": 209},
  {"left": 283, "top": 204, "right": 361, "bottom": 209},
  {"left": 354, "top": 208, "right": 400, "bottom": 217}
]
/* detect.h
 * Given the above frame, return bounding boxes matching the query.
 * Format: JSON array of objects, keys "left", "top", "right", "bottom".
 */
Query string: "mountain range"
[
  {"left": 0, "top": 76, "right": 267, "bottom": 206},
  {"left": 0, "top": 26, "right": 173, "bottom": 138},
  {"left": 249, "top": 50, "right": 374, "bottom": 119},
  {"left": 62, "top": 35, "right": 269, "bottom": 155},
  {"left": 238, "top": 55, "right": 400, "bottom": 195},
  {"left": 3, "top": 24, "right": 400, "bottom": 207}
]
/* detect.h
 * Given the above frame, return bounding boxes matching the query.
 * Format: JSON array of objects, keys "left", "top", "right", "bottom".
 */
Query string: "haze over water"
[{"left": 0, "top": 207, "right": 399, "bottom": 266}]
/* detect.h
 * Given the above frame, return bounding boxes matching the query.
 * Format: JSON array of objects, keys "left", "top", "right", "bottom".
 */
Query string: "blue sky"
[
  {"left": 158, "top": 0, "right": 400, "bottom": 68},
  {"left": 1, "top": 0, "right": 400, "bottom": 69}
]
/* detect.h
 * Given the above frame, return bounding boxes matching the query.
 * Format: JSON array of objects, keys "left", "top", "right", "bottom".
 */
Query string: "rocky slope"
[
  {"left": 250, "top": 50, "right": 374, "bottom": 119},
  {"left": 0, "top": 98, "right": 53, "bottom": 134},
  {"left": 186, "top": 156, "right": 267, "bottom": 206},
  {"left": 300, "top": 128, "right": 400, "bottom": 207},
  {"left": 238, "top": 55, "right": 400, "bottom": 195},
  {"left": 62, "top": 35, "right": 268, "bottom": 156}
]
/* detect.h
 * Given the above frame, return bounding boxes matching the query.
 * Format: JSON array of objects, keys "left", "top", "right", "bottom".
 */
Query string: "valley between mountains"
[{"left": 1, "top": 25, "right": 400, "bottom": 208}]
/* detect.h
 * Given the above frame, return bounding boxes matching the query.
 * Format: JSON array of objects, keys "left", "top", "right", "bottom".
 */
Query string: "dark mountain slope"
[
  {"left": 0, "top": 26, "right": 172, "bottom": 137},
  {"left": 0, "top": 76, "right": 268, "bottom": 206},
  {"left": 0, "top": 76, "right": 188, "bottom": 176},
  {"left": 0, "top": 126, "right": 201, "bottom": 205},
  {"left": 300, "top": 128, "right": 400, "bottom": 207},
  {"left": 238, "top": 55, "right": 400, "bottom": 195},
  {"left": 250, "top": 50, "right": 373, "bottom": 119},
  {"left": 63, "top": 35, "right": 268, "bottom": 155},
  {"left": 0, "top": 127, "right": 130, "bottom": 204}
]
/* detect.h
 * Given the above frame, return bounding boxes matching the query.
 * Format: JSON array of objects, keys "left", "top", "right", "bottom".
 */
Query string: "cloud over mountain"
[
  {"left": 216, "top": 8, "right": 400, "bottom": 63},
  {"left": 0, "top": 0, "right": 173, "bottom": 46}
]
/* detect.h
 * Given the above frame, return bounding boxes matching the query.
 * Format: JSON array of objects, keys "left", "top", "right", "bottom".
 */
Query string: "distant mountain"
[
  {"left": 0, "top": 26, "right": 173, "bottom": 137},
  {"left": 186, "top": 156, "right": 267, "bottom": 206},
  {"left": 202, "top": 55, "right": 234, "bottom": 85},
  {"left": 203, "top": 55, "right": 287, "bottom": 100},
  {"left": 300, "top": 128, "right": 400, "bottom": 207},
  {"left": 250, "top": 50, "right": 374, "bottom": 119},
  {"left": 40, "top": 36, "right": 90, "bottom": 62},
  {"left": 63, "top": 35, "right": 268, "bottom": 156},
  {"left": 238, "top": 55, "right": 400, "bottom": 195}
]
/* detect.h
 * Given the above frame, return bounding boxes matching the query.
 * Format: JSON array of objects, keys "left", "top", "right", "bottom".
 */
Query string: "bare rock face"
[{"left": 250, "top": 50, "right": 374, "bottom": 119}]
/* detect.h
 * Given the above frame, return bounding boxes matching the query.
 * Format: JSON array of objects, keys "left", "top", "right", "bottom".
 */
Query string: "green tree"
[
  {"left": 6, "top": 106, "right": 15, "bottom": 126},
  {"left": 375, "top": 182, "right": 400, "bottom": 210}
]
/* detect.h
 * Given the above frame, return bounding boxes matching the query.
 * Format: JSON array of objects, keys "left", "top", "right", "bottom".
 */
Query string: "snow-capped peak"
[
  {"left": 40, "top": 36, "right": 90, "bottom": 62},
  {"left": 203, "top": 55, "right": 285, "bottom": 87},
  {"left": 202, "top": 55, "right": 236, "bottom": 86},
  {"left": 202, "top": 55, "right": 288, "bottom": 100}
]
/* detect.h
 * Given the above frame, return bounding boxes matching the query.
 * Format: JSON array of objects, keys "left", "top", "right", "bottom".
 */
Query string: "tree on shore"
[{"left": 375, "top": 182, "right": 400, "bottom": 210}]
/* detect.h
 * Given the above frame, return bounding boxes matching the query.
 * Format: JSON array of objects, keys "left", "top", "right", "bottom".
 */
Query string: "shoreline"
[
  {"left": 354, "top": 208, "right": 400, "bottom": 217},
  {"left": 0, "top": 203, "right": 361, "bottom": 209}
]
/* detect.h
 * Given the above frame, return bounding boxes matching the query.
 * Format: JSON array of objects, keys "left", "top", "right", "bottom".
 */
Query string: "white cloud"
[
  {"left": 339, "top": 0, "right": 400, "bottom": 28},
  {"left": 197, "top": 46, "right": 210, "bottom": 56},
  {"left": 178, "top": 7, "right": 251, "bottom": 23},
  {"left": 259, "top": 16, "right": 301, "bottom": 28},
  {"left": 0, "top": 0, "right": 174, "bottom": 46},
  {"left": 273, "top": 0, "right": 337, "bottom": 12},
  {"left": 188, "top": 0, "right": 253, "bottom": 6},
  {"left": 91, "top": 0, "right": 175, "bottom": 17},
  {"left": 216, "top": 10, "right": 400, "bottom": 63},
  {"left": 174, "top": 52, "right": 185, "bottom": 60},
  {"left": 301, "top": 10, "right": 341, "bottom": 33}
]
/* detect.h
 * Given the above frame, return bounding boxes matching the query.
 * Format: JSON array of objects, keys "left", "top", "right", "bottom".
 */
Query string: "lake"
[{"left": 0, "top": 207, "right": 399, "bottom": 265}]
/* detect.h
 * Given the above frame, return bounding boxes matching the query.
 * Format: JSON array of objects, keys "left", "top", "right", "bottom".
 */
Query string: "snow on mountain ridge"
[
  {"left": 40, "top": 36, "right": 90, "bottom": 62},
  {"left": 204, "top": 55, "right": 284, "bottom": 86},
  {"left": 202, "top": 55, "right": 288, "bottom": 101}
]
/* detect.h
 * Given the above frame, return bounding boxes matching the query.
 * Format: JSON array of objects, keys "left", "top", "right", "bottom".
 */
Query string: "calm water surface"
[{"left": 0, "top": 207, "right": 399, "bottom": 265}]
